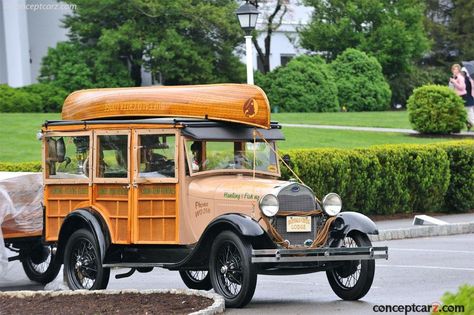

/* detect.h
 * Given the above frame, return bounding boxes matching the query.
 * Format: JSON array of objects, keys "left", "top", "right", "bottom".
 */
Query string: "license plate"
[{"left": 286, "top": 216, "right": 312, "bottom": 232}]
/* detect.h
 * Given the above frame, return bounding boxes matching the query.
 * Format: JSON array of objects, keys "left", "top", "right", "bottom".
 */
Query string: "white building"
[
  {"left": 247, "top": 1, "right": 312, "bottom": 72},
  {"left": 0, "top": 0, "right": 72, "bottom": 87},
  {"left": 0, "top": 0, "right": 311, "bottom": 88}
]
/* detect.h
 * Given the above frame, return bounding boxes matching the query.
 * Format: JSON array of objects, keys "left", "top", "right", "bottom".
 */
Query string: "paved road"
[
  {"left": 281, "top": 123, "right": 474, "bottom": 137},
  {"left": 1, "top": 234, "right": 473, "bottom": 314}
]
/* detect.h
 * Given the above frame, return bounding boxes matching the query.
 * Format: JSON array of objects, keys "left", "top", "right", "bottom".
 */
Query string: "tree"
[
  {"left": 265, "top": 55, "right": 339, "bottom": 112},
  {"left": 300, "top": 0, "right": 430, "bottom": 81},
  {"left": 424, "top": 0, "right": 474, "bottom": 65},
  {"left": 331, "top": 48, "right": 391, "bottom": 111},
  {"left": 249, "top": 0, "right": 290, "bottom": 74},
  {"left": 44, "top": 0, "right": 245, "bottom": 87},
  {"left": 39, "top": 42, "right": 132, "bottom": 92}
]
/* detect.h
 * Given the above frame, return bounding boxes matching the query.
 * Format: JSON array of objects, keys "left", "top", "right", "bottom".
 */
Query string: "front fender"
[
  {"left": 335, "top": 211, "right": 379, "bottom": 236},
  {"left": 168, "top": 213, "right": 274, "bottom": 270},
  {"left": 57, "top": 208, "right": 111, "bottom": 263}
]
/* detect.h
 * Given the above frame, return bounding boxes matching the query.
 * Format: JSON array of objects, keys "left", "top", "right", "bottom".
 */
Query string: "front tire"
[
  {"left": 209, "top": 231, "right": 257, "bottom": 308},
  {"left": 326, "top": 232, "right": 375, "bottom": 300},
  {"left": 21, "top": 244, "right": 61, "bottom": 284},
  {"left": 179, "top": 270, "right": 212, "bottom": 290},
  {"left": 64, "top": 229, "right": 110, "bottom": 290}
]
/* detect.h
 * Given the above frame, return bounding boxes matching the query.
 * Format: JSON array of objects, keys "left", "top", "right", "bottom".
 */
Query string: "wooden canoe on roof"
[{"left": 62, "top": 84, "right": 271, "bottom": 129}]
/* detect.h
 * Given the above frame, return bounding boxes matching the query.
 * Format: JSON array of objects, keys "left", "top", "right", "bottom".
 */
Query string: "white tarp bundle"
[{"left": 0, "top": 172, "right": 43, "bottom": 278}]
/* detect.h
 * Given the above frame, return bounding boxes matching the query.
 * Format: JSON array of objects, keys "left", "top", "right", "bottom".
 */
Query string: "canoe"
[{"left": 62, "top": 84, "right": 271, "bottom": 129}]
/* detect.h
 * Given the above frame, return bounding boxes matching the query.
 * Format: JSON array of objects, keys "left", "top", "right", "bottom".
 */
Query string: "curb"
[
  {"left": 0, "top": 288, "right": 225, "bottom": 315},
  {"left": 370, "top": 222, "right": 474, "bottom": 242}
]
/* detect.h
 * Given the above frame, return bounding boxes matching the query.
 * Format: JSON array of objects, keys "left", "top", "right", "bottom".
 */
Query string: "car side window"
[
  {"left": 97, "top": 135, "right": 128, "bottom": 178},
  {"left": 138, "top": 134, "right": 176, "bottom": 178},
  {"left": 46, "top": 136, "right": 90, "bottom": 179}
]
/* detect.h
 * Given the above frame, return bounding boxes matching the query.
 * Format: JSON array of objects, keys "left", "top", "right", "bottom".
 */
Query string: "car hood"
[{"left": 188, "top": 174, "right": 288, "bottom": 203}]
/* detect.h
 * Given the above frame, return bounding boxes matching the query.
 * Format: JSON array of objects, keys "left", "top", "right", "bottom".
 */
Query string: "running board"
[
  {"left": 252, "top": 246, "right": 388, "bottom": 263},
  {"left": 103, "top": 262, "right": 173, "bottom": 268}
]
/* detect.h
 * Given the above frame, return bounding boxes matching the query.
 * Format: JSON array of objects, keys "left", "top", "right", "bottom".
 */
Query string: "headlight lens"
[
  {"left": 259, "top": 194, "right": 279, "bottom": 217},
  {"left": 322, "top": 193, "right": 342, "bottom": 216}
]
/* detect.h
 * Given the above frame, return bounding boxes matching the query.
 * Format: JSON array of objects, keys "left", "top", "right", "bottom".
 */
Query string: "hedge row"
[
  {"left": 281, "top": 141, "right": 474, "bottom": 214},
  {"left": 0, "top": 162, "right": 42, "bottom": 172},
  {"left": 1, "top": 141, "right": 473, "bottom": 214}
]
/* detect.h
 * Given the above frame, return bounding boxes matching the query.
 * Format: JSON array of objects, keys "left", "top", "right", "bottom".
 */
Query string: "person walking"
[
  {"left": 462, "top": 66, "right": 474, "bottom": 131},
  {"left": 450, "top": 64, "right": 472, "bottom": 130}
]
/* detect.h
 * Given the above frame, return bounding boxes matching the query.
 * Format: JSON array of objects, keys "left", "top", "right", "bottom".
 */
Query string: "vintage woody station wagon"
[{"left": 5, "top": 84, "right": 388, "bottom": 308}]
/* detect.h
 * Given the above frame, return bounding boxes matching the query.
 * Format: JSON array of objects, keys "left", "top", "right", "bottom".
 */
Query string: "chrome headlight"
[
  {"left": 322, "top": 193, "right": 342, "bottom": 216},
  {"left": 259, "top": 194, "right": 279, "bottom": 217}
]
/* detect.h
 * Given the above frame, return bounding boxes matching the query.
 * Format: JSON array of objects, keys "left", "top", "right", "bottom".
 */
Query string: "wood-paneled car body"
[{"left": 16, "top": 84, "right": 388, "bottom": 307}]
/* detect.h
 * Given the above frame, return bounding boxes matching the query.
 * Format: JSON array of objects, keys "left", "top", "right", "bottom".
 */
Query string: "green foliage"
[
  {"left": 0, "top": 85, "right": 42, "bottom": 112},
  {"left": 425, "top": 0, "right": 474, "bottom": 66},
  {"left": 0, "top": 162, "right": 42, "bottom": 172},
  {"left": 436, "top": 284, "right": 474, "bottom": 315},
  {"left": 51, "top": 0, "right": 245, "bottom": 86},
  {"left": 407, "top": 85, "right": 466, "bottom": 134},
  {"left": 264, "top": 55, "right": 339, "bottom": 112},
  {"left": 20, "top": 83, "right": 69, "bottom": 113},
  {"left": 390, "top": 66, "right": 448, "bottom": 105},
  {"left": 281, "top": 142, "right": 474, "bottom": 215},
  {"left": 39, "top": 42, "right": 133, "bottom": 92},
  {"left": 300, "top": 0, "right": 430, "bottom": 81},
  {"left": 330, "top": 49, "right": 391, "bottom": 111},
  {"left": 437, "top": 142, "right": 474, "bottom": 212}
]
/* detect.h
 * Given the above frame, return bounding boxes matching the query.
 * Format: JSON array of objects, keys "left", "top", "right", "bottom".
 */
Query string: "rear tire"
[
  {"left": 209, "top": 231, "right": 257, "bottom": 308},
  {"left": 326, "top": 232, "right": 375, "bottom": 300},
  {"left": 21, "top": 244, "right": 61, "bottom": 284},
  {"left": 179, "top": 270, "right": 212, "bottom": 290},
  {"left": 64, "top": 229, "right": 110, "bottom": 290}
]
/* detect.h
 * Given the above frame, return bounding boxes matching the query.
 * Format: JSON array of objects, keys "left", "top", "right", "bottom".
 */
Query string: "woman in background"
[{"left": 450, "top": 64, "right": 473, "bottom": 130}]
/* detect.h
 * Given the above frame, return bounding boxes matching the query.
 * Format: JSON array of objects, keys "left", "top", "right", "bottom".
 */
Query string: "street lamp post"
[{"left": 236, "top": 1, "right": 260, "bottom": 85}]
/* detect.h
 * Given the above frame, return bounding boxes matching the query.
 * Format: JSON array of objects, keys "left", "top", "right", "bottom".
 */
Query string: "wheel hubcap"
[{"left": 215, "top": 241, "right": 243, "bottom": 298}]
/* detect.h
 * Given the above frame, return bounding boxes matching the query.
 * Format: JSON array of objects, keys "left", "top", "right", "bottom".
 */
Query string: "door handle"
[{"left": 123, "top": 184, "right": 131, "bottom": 189}]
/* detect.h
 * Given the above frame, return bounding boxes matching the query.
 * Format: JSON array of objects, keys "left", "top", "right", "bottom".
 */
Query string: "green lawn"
[
  {"left": 0, "top": 113, "right": 60, "bottom": 162},
  {"left": 0, "top": 113, "right": 461, "bottom": 162},
  {"left": 278, "top": 127, "right": 455, "bottom": 150},
  {"left": 272, "top": 111, "right": 412, "bottom": 129}
]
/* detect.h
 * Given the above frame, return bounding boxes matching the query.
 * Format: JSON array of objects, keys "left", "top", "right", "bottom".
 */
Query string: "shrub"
[
  {"left": 0, "top": 162, "right": 42, "bottom": 172},
  {"left": 407, "top": 85, "right": 466, "bottom": 134},
  {"left": 436, "top": 284, "right": 474, "bottom": 315},
  {"left": 0, "top": 85, "right": 42, "bottom": 112},
  {"left": 282, "top": 142, "right": 458, "bottom": 215},
  {"left": 20, "top": 83, "right": 69, "bottom": 113},
  {"left": 331, "top": 49, "right": 391, "bottom": 111},
  {"left": 437, "top": 142, "right": 474, "bottom": 212},
  {"left": 265, "top": 55, "right": 339, "bottom": 112}
]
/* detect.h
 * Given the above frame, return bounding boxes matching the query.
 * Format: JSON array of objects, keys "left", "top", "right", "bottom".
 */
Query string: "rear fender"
[{"left": 56, "top": 208, "right": 111, "bottom": 263}]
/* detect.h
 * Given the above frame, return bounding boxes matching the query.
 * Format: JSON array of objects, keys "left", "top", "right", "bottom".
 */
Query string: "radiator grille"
[{"left": 274, "top": 184, "right": 320, "bottom": 246}]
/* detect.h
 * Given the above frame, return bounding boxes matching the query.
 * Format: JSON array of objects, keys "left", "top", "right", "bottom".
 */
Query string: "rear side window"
[{"left": 45, "top": 136, "right": 90, "bottom": 179}]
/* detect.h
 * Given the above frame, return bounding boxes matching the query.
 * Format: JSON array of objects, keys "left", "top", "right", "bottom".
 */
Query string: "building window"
[{"left": 280, "top": 54, "right": 295, "bottom": 67}]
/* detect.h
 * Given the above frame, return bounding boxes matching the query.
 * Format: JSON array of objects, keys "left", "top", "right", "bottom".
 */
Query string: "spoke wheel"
[
  {"left": 21, "top": 244, "right": 61, "bottom": 284},
  {"left": 209, "top": 231, "right": 257, "bottom": 308},
  {"left": 64, "top": 229, "right": 110, "bottom": 290},
  {"left": 326, "top": 232, "right": 375, "bottom": 300},
  {"left": 179, "top": 270, "right": 212, "bottom": 290}
]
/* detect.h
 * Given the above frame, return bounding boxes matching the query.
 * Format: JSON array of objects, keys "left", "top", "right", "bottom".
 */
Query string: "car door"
[{"left": 131, "top": 129, "right": 179, "bottom": 244}]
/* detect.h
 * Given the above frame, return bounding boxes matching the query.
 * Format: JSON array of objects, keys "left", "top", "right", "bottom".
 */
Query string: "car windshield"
[{"left": 185, "top": 140, "right": 279, "bottom": 175}]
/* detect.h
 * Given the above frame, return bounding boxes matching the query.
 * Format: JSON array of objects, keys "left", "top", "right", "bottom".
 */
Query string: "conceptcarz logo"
[
  {"left": 3, "top": 2, "right": 77, "bottom": 11},
  {"left": 373, "top": 302, "right": 465, "bottom": 314}
]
